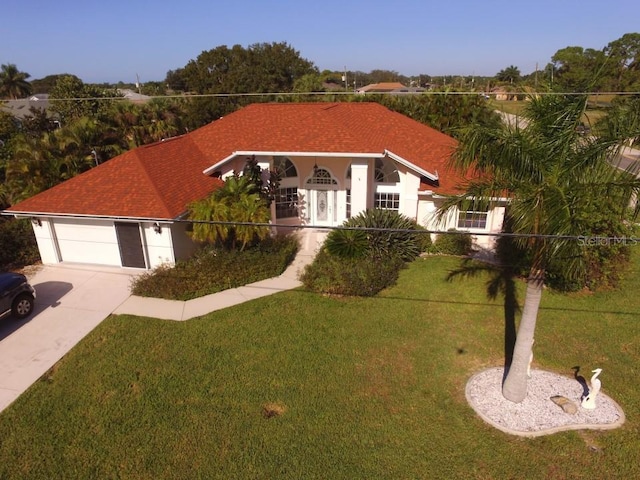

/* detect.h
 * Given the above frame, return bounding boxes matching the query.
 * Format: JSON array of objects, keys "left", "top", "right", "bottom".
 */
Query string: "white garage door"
[{"left": 52, "top": 219, "right": 123, "bottom": 266}]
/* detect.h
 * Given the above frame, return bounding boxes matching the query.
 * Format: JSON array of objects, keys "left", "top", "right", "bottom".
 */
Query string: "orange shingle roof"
[
  {"left": 8, "top": 135, "right": 222, "bottom": 218},
  {"left": 357, "top": 82, "right": 407, "bottom": 92},
  {"left": 7, "top": 102, "right": 463, "bottom": 219}
]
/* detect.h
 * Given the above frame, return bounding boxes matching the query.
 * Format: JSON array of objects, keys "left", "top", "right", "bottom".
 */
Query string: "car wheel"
[{"left": 12, "top": 293, "right": 34, "bottom": 319}]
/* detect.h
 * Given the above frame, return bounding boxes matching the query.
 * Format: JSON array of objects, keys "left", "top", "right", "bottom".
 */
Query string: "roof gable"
[{"left": 194, "top": 102, "right": 459, "bottom": 187}]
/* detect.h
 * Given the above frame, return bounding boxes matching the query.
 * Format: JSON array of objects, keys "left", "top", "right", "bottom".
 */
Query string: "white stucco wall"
[
  {"left": 28, "top": 218, "right": 196, "bottom": 269},
  {"left": 142, "top": 222, "right": 175, "bottom": 268},
  {"left": 169, "top": 222, "right": 200, "bottom": 263},
  {"left": 30, "top": 219, "right": 59, "bottom": 264},
  {"left": 419, "top": 197, "right": 507, "bottom": 249}
]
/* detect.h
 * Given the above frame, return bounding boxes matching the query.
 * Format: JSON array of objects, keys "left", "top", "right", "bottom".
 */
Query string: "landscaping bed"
[{"left": 131, "top": 234, "right": 298, "bottom": 300}]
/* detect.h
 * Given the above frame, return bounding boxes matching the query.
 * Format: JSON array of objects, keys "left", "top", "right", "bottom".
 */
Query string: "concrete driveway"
[{"left": 0, "top": 264, "right": 137, "bottom": 413}]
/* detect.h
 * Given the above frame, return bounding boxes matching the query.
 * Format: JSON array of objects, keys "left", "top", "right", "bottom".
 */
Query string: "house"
[
  {"left": 356, "top": 82, "right": 407, "bottom": 93},
  {"left": 0, "top": 94, "right": 50, "bottom": 120},
  {"left": 4, "top": 102, "right": 505, "bottom": 269}
]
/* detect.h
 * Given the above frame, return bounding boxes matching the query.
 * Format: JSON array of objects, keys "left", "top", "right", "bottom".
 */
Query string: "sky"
[{"left": 3, "top": 0, "right": 639, "bottom": 85}]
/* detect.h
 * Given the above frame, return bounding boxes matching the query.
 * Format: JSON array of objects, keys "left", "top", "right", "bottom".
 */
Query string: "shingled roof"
[{"left": 7, "top": 102, "right": 461, "bottom": 219}]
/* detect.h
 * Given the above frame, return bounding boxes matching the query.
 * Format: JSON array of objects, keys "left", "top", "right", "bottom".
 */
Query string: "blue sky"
[{"left": 3, "top": 0, "right": 639, "bottom": 84}]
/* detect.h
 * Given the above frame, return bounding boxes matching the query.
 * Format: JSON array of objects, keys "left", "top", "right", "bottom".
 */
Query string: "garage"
[
  {"left": 27, "top": 217, "right": 184, "bottom": 270},
  {"left": 51, "top": 218, "right": 124, "bottom": 266}
]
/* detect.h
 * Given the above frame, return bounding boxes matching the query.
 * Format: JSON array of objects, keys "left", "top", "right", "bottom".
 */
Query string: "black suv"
[{"left": 0, "top": 272, "right": 36, "bottom": 319}]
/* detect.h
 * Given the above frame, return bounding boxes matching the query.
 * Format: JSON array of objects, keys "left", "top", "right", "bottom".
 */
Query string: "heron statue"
[{"left": 581, "top": 368, "right": 603, "bottom": 410}]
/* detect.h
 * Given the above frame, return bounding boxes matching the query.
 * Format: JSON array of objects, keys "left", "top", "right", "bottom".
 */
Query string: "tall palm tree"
[
  {"left": 0, "top": 64, "right": 32, "bottom": 99},
  {"left": 5, "top": 133, "right": 62, "bottom": 204},
  {"left": 438, "top": 94, "right": 640, "bottom": 403},
  {"left": 55, "top": 117, "right": 124, "bottom": 174}
]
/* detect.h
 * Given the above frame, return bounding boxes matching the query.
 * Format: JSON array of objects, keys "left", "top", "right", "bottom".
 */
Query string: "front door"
[{"left": 313, "top": 190, "right": 336, "bottom": 226}]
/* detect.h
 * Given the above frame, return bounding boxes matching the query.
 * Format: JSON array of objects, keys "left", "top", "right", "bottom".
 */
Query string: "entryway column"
[{"left": 350, "top": 159, "right": 369, "bottom": 216}]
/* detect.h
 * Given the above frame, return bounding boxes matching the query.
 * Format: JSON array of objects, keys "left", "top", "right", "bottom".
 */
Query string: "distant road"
[{"left": 615, "top": 146, "right": 640, "bottom": 174}]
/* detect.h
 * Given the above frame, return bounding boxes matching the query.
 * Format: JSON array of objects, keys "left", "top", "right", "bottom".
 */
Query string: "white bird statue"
[{"left": 581, "top": 368, "right": 602, "bottom": 410}]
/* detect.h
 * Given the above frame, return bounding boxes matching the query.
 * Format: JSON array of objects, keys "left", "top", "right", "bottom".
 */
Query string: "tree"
[
  {"left": 54, "top": 117, "right": 124, "bottom": 172},
  {"left": 603, "top": 33, "right": 640, "bottom": 91},
  {"left": 361, "top": 92, "right": 502, "bottom": 138},
  {"left": 49, "top": 75, "right": 119, "bottom": 122},
  {"left": 550, "top": 46, "right": 607, "bottom": 91},
  {"left": 0, "top": 64, "right": 32, "bottom": 99},
  {"left": 293, "top": 73, "right": 325, "bottom": 93},
  {"left": 30, "top": 74, "right": 73, "bottom": 94},
  {"left": 495, "top": 65, "right": 521, "bottom": 84},
  {"left": 189, "top": 175, "right": 271, "bottom": 250},
  {"left": 179, "top": 42, "right": 317, "bottom": 95},
  {"left": 437, "top": 94, "right": 640, "bottom": 403}
]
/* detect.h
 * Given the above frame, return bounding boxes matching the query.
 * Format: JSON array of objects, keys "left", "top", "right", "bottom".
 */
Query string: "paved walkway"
[{"left": 113, "top": 233, "right": 319, "bottom": 320}]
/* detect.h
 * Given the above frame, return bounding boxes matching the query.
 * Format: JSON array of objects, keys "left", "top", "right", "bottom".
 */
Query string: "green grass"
[
  {"left": 490, "top": 98, "right": 608, "bottom": 126},
  {"left": 1, "top": 255, "right": 639, "bottom": 479}
]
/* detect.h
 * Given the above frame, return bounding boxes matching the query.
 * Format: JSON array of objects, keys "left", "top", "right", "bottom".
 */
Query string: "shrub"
[
  {"left": 323, "top": 229, "right": 369, "bottom": 258},
  {"left": 495, "top": 211, "right": 636, "bottom": 292},
  {"left": 131, "top": 234, "right": 298, "bottom": 300},
  {"left": 0, "top": 218, "right": 40, "bottom": 269},
  {"left": 418, "top": 229, "right": 433, "bottom": 252},
  {"left": 326, "top": 209, "right": 423, "bottom": 261},
  {"left": 431, "top": 229, "right": 472, "bottom": 256},
  {"left": 301, "top": 250, "right": 404, "bottom": 297}
]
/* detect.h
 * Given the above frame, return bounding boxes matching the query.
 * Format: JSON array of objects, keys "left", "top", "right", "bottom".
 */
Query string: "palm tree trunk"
[{"left": 502, "top": 269, "right": 544, "bottom": 403}]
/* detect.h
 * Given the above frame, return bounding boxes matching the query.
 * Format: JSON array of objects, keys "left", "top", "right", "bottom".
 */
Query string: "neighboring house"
[
  {"left": 356, "top": 82, "right": 407, "bottom": 93},
  {"left": 117, "top": 89, "right": 152, "bottom": 103},
  {"left": 0, "top": 94, "right": 50, "bottom": 120},
  {"left": 4, "top": 102, "right": 505, "bottom": 269},
  {"left": 491, "top": 87, "right": 517, "bottom": 101}
]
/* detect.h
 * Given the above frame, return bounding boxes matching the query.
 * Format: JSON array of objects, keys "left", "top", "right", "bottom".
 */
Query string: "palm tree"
[
  {"left": 5, "top": 133, "right": 62, "bottom": 204},
  {"left": 437, "top": 94, "right": 640, "bottom": 403},
  {"left": 189, "top": 175, "right": 271, "bottom": 250},
  {"left": 496, "top": 65, "right": 521, "bottom": 84},
  {"left": 55, "top": 117, "right": 124, "bottom": 174},
  {"left": 0, "top": 64, "right": 32, "bottom": 99}
]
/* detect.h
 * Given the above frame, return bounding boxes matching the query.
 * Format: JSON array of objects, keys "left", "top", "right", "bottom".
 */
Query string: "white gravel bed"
[{"left": 466, "top": 367, "right": 625, "bottom": 437}]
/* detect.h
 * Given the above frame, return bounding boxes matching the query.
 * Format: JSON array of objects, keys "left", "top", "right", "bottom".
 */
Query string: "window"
[
  {"left": 275, "top": 187, "right": 299, "bottom": 218},
  {"left": 374, "top": 158, "right": 400, "bottom": 183},
  {"left": 346, "top": 189, "right": 351, "bottom": 218},
  {"left": 375, "top": 192, "right": 400, "bottom": 210},
  {"left": 307, "top": 168, "right": 337, "bottom": 185},
  {"left": 457, "top": 207, "right": 488, "bottom": 229},
  {"left": 273, "top": 156, "right": 297, "bottom": 178}
]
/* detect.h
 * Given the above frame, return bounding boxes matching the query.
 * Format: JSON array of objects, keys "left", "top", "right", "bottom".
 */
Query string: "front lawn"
[{"left": 0, "top": 255, "right": 639, "bottom": 479}]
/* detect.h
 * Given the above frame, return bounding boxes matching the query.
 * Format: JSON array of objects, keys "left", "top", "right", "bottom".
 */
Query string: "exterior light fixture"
[
  {"left": 31, "top": 218, "right": 42, "bottom": 227},
  {"left": 153, "top": 222, "right": 162, "bottom": 234}
]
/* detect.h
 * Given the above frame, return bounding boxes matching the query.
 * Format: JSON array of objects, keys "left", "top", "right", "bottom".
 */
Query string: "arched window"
[
  {"left": 374, "top": 158, "right": 400, "bottom": 183},
  {"left": 307, "top": 168, "right": 337, "bottom": 186},
  {"left": 274, "top": 156, "right": 297, "bottom": 178}
]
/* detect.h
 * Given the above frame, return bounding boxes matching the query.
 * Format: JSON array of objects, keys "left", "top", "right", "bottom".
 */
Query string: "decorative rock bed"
[{"left": 466, "top": 367, "right": 625, "bottom": 437}]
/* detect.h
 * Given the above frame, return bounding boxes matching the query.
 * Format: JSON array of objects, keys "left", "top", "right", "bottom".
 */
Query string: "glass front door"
[{"left": 313, "top": 190, "right": 335, "bottom": 226}]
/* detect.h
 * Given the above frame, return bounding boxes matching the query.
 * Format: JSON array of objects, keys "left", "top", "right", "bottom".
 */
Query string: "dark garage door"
[{"left": 115, "top": 222, "right": 146, "bottom": 268}]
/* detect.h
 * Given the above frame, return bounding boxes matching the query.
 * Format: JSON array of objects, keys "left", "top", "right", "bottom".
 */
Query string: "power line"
[
  {"left": 164, "top": 217, "right": 640, "bottom": 245},
  {"left": 43, "top": 90, "right": 640, "bottom": 102}
]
